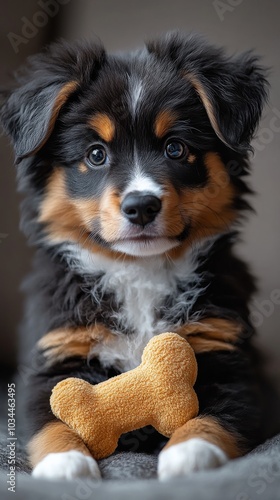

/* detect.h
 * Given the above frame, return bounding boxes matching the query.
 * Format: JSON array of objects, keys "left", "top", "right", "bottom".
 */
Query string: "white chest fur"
[
  {"left": 63, "top": 244, "right": 207, "bottom": 372},
  {"left": 92, "top": 258, "right": 180, "bottom": 371}
]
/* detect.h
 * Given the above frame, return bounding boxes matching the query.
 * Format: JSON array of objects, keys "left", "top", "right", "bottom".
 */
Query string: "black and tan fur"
[{"left": 0, "top": 32, "right": 268, "bottom": 473}]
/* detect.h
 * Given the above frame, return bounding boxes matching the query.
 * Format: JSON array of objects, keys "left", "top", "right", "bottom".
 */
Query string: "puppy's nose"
[{"left": 121, "top": 192, "right": 162, "bottom": 226}]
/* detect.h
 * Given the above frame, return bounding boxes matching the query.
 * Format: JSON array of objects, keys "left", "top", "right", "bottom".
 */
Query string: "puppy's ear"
[
  {"left": 147, "top": 33, "right": 269, "bottom": 152},
  {"left": 1, "top": 80, "right": 78, "bottom": 161},
  {"left": 1, "top": 40, "right": 105, "bottom": 161}
]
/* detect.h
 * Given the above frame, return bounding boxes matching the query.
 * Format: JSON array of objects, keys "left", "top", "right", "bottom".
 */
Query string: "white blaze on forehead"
[
  {"left": 123, "top": 171, "right": 163, "bottom": 198},
  {"left": 126, "top": 79, "right": 162, "bottom": 198},
  {"left": 130, "top": 78, "right": 143, "bottom": 116}
]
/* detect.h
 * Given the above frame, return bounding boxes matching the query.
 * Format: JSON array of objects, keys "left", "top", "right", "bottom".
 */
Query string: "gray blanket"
[{"left": 0, "top": 421, "right": 280, "bottom": 500}]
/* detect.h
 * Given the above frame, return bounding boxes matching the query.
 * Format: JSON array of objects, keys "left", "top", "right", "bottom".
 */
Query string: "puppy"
[{"left": 1, "top": 32, "right": 268, "bottom": 480}]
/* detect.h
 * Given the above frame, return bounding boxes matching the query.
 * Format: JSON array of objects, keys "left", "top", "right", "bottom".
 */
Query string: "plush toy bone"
[{"left": 50, "top": 332, "right": 198, "bottom": 460}]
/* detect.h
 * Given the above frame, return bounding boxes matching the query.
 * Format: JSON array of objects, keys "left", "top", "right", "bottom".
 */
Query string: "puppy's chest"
[
  {"left": 89, "top": 260, "right": 204, "bottom": 372},
  {"left": 112, "top": 268, "right": 167, "bottom": 331}
]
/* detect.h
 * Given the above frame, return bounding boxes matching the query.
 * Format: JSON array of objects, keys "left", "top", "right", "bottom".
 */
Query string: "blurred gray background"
[{"left": 0, "top": 0, "right": 279, "bottom": 393}]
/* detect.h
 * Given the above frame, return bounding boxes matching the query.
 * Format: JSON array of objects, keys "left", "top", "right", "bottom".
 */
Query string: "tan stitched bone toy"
[{"left": 50, "top": 332, "right": 199, "bottom": 460}]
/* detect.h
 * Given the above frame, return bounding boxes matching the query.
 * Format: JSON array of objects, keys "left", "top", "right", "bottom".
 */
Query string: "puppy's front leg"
[
  {"left": 26, "top": 325, "right": 115, "bottom": 480},
  {"left": 29, "top": 420, "right": 101, "bottom": 480},
  {"left": 158, "top": 415, "right": 240, "bottom": 480},
  {"left": 158, "top": 345, "right": 259, "bottom": 480}
]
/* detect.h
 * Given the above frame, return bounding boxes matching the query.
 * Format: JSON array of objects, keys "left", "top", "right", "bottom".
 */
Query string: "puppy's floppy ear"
[
  {"left": 1, "top": 80, "right": 78, "bottom": 161},
  {"left": 147, "top": 32, "right": 269, "bottom": 152},
  {"left": 1, "top": 40, "right": 105, "bottom": 161}
]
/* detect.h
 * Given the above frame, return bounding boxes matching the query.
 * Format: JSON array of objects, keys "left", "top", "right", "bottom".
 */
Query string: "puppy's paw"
[
  {"left": 158, "top": 438, "right": 228, "bottom": 480},
  {"left": 32, "top": 450, "right": 101, "bottom": 480}
]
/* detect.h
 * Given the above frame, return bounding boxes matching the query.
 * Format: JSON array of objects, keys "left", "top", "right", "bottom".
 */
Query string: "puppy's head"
[{"left": 1, "top": 33, "right": 268, "bottom": 259}]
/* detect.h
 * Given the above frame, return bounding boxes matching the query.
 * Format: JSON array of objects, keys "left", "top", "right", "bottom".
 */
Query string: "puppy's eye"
[
  {"left": 165, "top": 141, "right": 188, "bottom": 160},
  {"left": 86, "top": 145, "right": 107, "bottom": 167}
]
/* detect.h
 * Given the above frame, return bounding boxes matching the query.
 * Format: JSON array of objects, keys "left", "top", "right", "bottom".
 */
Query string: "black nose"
[{"left": 121, "top": 192, "right": 162, "bottom": 226}]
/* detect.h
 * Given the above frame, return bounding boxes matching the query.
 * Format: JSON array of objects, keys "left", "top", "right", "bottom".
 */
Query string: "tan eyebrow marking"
[
  {"left": 188, "top": 154, "right": 196, "bottom": 164},
  {"left": 88, "top": 113, "right": 115, "bottom": 142},
  {"left": 78, "top": 162, "right": 88, "bottom": 173},
  {"left": 154, "top": 109, "right": 178, "bottom": 139}
]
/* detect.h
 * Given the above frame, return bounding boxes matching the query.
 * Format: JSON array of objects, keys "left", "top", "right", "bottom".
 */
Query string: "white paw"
[
  {"left": 32, "top": 450, "right": 101, "bottom": 480},
  {"left": 158, "top": 438, "right": 228, "bottom": 480}
]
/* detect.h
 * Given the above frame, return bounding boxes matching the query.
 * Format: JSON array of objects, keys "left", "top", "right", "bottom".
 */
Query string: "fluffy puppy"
[{"left": 1, "top": 32, "right": 268, "bottom": 480}]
